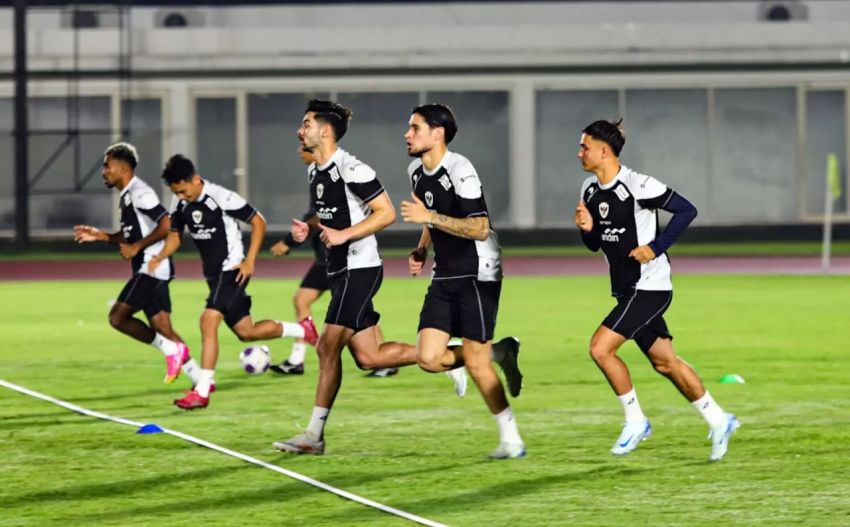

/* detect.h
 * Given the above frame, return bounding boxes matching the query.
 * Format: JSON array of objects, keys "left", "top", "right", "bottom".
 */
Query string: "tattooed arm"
[
  {"left": 400, "top": 192, "right": 490, "bottom": 241},
  {"left": 428, "top": 212, "right": 490, "bottom": 241}
]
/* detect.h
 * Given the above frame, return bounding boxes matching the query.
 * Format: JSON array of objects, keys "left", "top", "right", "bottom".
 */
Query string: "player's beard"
[{"left": 407, "top": 144, "right": 426, "bottom": 158}]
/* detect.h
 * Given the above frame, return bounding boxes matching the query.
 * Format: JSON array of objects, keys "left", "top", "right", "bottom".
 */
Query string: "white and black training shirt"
[
  {"left": 119, "top": 176, "right": 173, "bottom": 280},
  {"left": 581, "top": 164, "right": 697, "bottom": 297},
  {"left": 408, "top": 151, "right": 502, "bottom": 282},
  {"left": 308, "top": 148, "right": 384, "bottom": 275},
  {"left": 170, "top": 181, "right": 258, "bottom": 279}
]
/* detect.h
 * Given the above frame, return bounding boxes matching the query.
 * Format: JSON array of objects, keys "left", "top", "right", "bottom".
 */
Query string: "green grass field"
[
  {"left": 2, "top": 240, "right": 850, "bottom": 260},
  {"left": 1, "top": 275, "right": 849, "bottom": 526}
]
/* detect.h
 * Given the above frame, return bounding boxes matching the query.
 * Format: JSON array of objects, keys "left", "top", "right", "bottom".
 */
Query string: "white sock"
[
  {"left": 288, "top": 342, "right": 307, "bottom": 365},
  {"left": 306, "top": 406, "right": 329, "bottom": 439},
  {"left": 278, "top": 321, "right": 305, "bottom": 339},
  {"left": 151, "top": 332, "right": 179, "bottom": 356},
  {"left": 692, "top": 391, "right": 726, "bottom": 429},
  {"left": 448, "top": 338, "right": 463, "bottom": 347},
  {"left": 618, "top": 388, "right": 647, "bottom": 423},
  {"left": 494, "top": 407, "right": 523, "bottom": 445},
  {"left": 195, "top": 369, "right": 215, "bottom": 398},
  {"left": 182, "top": 358, "right": 201, "bottom": 384}
]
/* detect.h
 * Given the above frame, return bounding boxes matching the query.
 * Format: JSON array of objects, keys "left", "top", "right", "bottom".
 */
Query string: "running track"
[{"left": 1, "top": 255, "right": 848, "bottom": 281}]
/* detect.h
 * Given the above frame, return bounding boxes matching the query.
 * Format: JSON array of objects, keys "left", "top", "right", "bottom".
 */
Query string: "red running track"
[{"left": 1, "top": 255, "right": 848, "bottom": 281}]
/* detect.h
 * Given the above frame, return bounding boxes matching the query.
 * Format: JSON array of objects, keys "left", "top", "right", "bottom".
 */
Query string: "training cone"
[
  {"left": 136, "top": 424, "right": 164, "bottom": 434},
  {"left": 719, "top": 374, "right": 746, "bottom": 384}
]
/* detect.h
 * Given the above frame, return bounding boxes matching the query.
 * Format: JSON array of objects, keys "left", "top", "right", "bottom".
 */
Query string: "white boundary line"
[{"left": 0, "top": 379, "right": 447, "bottom": 527}]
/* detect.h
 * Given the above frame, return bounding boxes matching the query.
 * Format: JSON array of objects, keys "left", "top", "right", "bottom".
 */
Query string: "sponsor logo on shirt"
[
  {"left": 317, "top": 206, "right": 338, "bottom": 220},
  {"left": 601, "top": 227, "right": 626, "bottom": 242},
  {"left": 190, "top": 227, "right": 217, "bottom": 240}
]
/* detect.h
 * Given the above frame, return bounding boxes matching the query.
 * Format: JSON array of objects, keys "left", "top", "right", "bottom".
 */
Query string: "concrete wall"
[
  {"left": 1, "top": 1, "right": 850, "bottom": 71},
  {"left": 0, "top": 1, "right": 848, "bottom": 236}
]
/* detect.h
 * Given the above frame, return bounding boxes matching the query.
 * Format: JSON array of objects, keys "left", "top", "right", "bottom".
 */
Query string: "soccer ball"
[{"left": 239, "top": 345, "right": 271, "bottom": 375}]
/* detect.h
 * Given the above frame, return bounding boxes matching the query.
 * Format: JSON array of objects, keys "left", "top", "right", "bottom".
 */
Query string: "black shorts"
[
  {"left": 325, "top": 266, "right": 382, "bottom": 332},
  {"left": 300, "top": 261, "right": 329, "bottom": 291},
  {"left": 117, "top": 273, "right": 172, "bottom": 319},
  {"left": 418, "top": 278, "right": 501, "bottom": 343},
  {"left": 602, "top": 290, "right": 674, "bottom": 352},
  {"left": 205, "top": 270, "right": 252, "bottom": 328}
]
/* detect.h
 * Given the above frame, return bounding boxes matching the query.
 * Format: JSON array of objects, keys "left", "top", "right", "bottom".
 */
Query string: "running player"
[
  {"left": 150, "top": 154, "right": 317, "bottom": 410},
  {"left": 269, "top": 149, "right": 399, "bottom": 379},
  {"left": 273, "top": 100, "right": 465, "bottom": 455},
  {"left": 73, "top": 142, "right": 199, "bottom": 386},
  {"left": 401, "top": 103, "right": 526, "bottom": 459},
  {"left": 575, "top": 119, "right": 739, "bottom": 461}
]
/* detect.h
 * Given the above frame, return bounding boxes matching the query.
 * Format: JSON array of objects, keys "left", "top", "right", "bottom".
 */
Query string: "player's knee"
[
  {"left": 463, "top": 354, "right": 491, "bottom": 378},
  {"left": 108, "top": 312, "right": 126, "bottom": 330},
  {"left": 350, "top": 353, "right": 375, "bottom": 371},
  {"left": 199, "top": 312, "right": 220, "bottom": 332},
  {"left": 234, "top": 329, "right": 254, "bottom": 343},
  {"left": 416, "top": 350, "right": 442, "bottom": 372},
  {"left": 417, "top": 357, "right": 442, "bottom": 373},
  {"left": 588, "top": 343, "right": 611, "bottom": 364},
  {"left": 652, "top": 359, "right": 674, "bottom": 377}
]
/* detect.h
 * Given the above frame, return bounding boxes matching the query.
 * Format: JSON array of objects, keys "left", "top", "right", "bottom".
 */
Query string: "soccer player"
[
  {"left": 574, "top": 119, "right": 739, "bottom": 461},
  {"left": 400, "top": 103, "right": 526, "bottom": 459},
  {"left": 149, "top": 154, "right": 318, "bottom": 410},
  {"left": 73, "top": 142, "right": 199, "bottom": 386},
  {"left": 269, "top": 149, "right": 399, "bottom": 379},
  {"left": 273, "top": 100, "right": 465, "bottom": 455}
]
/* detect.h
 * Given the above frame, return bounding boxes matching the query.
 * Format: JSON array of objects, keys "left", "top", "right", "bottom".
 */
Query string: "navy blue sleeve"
[
  {"left": 580, "top": 228, "right": 601, "bottom": 252},
  {"left": 170, "top": 203, "right": 186, "bottom": 233},
  {"left": 648, "top": 192, "right": 697, "bottom": 256}
]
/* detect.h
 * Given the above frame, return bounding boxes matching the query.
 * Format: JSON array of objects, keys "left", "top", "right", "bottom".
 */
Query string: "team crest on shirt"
[
  {"left": 439, "top": 175, "right": 452, "bottom": 191},
  {"left": 192, "top": 210, "right": 203, "bottom": 224},
  {"left": 316, "top": 183, "right": 324, "bottom": 199},
  {"left": 598, "top": 202, "right": 609, "bottom": 219},
  {"left": 425, "top": 191, "right": 434, "bottom": 207}
]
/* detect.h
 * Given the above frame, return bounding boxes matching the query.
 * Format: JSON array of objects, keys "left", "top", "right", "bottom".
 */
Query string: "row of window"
[{"left": 0, "top": 87, "right": 846, "bottom": 231}]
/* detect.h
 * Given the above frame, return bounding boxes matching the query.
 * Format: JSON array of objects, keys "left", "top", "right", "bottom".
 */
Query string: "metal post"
[{"left": 14, "top": 0, "right": 29, "bottom": 247}]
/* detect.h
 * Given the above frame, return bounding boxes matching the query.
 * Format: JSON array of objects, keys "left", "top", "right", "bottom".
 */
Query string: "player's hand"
[
  {"left": 233, "top": 259, "right": 254, "bottom": 284},
  {"left": 400, "top": 193, "right": 431, "bottom": 225},
  {"left": 629, "top": 245, "right": 656, "bottom": 264},
  {"left": 574, "top": 201, "right": 593, "bottom": 232},
  {"left": 270, "top": 241, "right": 290, "bottom": 257},
  {"left": 73, "top": 224, "right": 102, "bottom": 243},
  {"left": 408, "top": 247, "right": 428, "bottom": 276},
  {"left": 119, "top": 242, "right": 140, "bottom": 260},
  {"left": 291, "top": 218, "right": 309, "bottom": 243},
  {"left": 147, "top": 255, "right": 163, "bottom": 274},
  {"left": 317, "top": 224, "right": 350, "bottom": 248}
]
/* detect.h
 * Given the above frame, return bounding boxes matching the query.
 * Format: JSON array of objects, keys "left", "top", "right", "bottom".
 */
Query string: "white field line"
[{"left": 0, "top": 379, "right": 447, "bottom": 527}]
